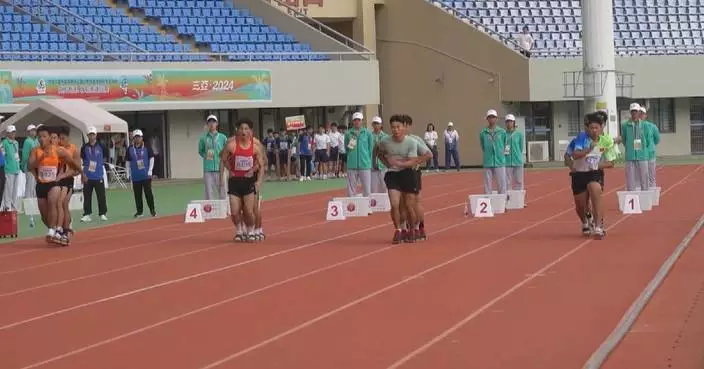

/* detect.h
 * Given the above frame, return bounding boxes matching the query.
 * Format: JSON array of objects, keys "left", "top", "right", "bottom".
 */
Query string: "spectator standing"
[
  {"left": 516, "top": 26, "right": 534, "bottom": 58},
  {"left": 21, "top": 124, "right": 39, "bottom": 226},
  {"left": 444, "top": 122, "right": 460, "bottom": 171},
  {"left": 80, "top": 126, "right": 109, "bottom": 222},
  {"left": 617, "top": 103, "right": 650, "bottom": 191},
  {"left": 198, "top": 115, "right": 228, "bottom": 199},
  {"left": 424, "top": 123, "right": 439, "bottom": 171},
  {"left": 370, "top": 116, "right": 388, "bottom": 193},
  {"left": 344, "top": 112, "right": 373, "bottom": 197},
  {"left": 126, "top": 129, "right": 156, "bottom": 217},
  {"left": 2, "top": 125, "right": 20, "bottom": 210},
  {"left": 298, "top": 127, "right": 313, "bottom": 181}
]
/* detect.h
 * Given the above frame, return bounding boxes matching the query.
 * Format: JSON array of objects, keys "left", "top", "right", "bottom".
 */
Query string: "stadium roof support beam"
[{"left": 0, "top": 99, "right": 129, "bottom": 136}]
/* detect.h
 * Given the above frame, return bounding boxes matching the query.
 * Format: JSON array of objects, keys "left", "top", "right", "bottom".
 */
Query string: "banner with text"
[{"left": 3, "top": 69, "right": 272, "bottom": 103}]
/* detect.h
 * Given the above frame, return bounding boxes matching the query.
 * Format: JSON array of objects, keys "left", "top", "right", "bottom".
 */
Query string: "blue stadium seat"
[{"left": 430, "top": 0, "right": 704, "bottom": 57}]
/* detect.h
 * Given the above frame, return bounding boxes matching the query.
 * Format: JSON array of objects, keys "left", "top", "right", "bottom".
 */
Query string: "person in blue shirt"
[
  {"left": 80, "top": 126, "right": 108, "bottom": 222},
  {"left": 125, "top": 129, "right": 156, "bottom": 218},
  {"left": 298, "top": 127, "right": 313, "bottom": 181}
]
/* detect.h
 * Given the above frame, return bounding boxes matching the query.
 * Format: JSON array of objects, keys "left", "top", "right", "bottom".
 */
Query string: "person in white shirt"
[
  {"left": 444, "top": 122, "right": 460, "bottom": 171},
  {"left": 313, "top": 126, "right": 330, "bottom": 179},
  {"left": 423, "top": 123, "right": 439, "bottom": 171},
  {"left": 516, "top": 26, "right": 534, "bottom": 58},
  {"left": 327, "top": 123, "right": 343, "bottom": 178}
]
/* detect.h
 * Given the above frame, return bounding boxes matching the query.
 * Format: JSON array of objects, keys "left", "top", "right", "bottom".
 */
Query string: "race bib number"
[
  {"left": 634, "top": 139, "right": 642, "bottom": 150},
  {"left": 88, "top": 160, "right": 97, "bottom": 172},
  {"left": 504, "top": 145, "right": 511, "bottom": 155},
  {"left": 206, "top": 149, "right": 214, "bottom": 161},
  {"left": 38, "top": 166, "right": 57, "bottom": 182},
  {"left": 234, "top": 156, "right": 254, "bottom": 171},
  {"left": 136, "top": 159, "right": 145, "bottom": 170},
  {"left": 348, "top": 137, "right": 357, "bottom": 150},
  {"left": 585, "top": 155, "right": 600, "bottom": 170}
]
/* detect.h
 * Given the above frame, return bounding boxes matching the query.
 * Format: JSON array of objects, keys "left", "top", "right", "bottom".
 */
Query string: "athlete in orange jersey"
[
  {"left": 56, "top": 126, "right": 82, "bottom": 242},
  {"left": 28, "top": 126, "right": 80, "bottom": 245}
]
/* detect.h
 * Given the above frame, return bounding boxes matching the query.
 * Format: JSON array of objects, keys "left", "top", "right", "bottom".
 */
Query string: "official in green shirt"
[
  {"left": 2, "top": 125, "right": 20, "bottom": 210},
  {"left": 639, "top": 106, "right": 660, "bottom": 189},
  {"left": 504, "top": 114, "right": 525, "bottom": 191},
  {"left": 617, "top": 103, "right": 650, "bottom": 191},
  {"left": 198, "top": 115, "right": 228, "bottom": 200},
  {"left": 478, "top": 109, "right": 508, "bottom": 194},
  {"left": 344, "top": 112, "right": 374, "bottom": 197},
  {"left": 370, "top": 116, "right": 388, "bottom": 193}
]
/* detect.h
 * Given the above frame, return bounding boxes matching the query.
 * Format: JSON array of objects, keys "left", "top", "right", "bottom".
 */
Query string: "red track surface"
[{"left": 0, "top": 166, "right": 701, "bottom": 369}]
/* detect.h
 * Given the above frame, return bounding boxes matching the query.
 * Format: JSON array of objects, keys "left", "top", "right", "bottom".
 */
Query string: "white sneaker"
[
  {"left": 80, "top": 215, "right": 92, "bottom": 222},
  {"left": 322, "top": 174, "right": 328, "bottom": 179},
  {"left": 100, "top": 215, "right": 108, "bottom": 221},
  {"left": 299, "top": 177, "right": 305, "bottom": 182},
  {"left": 306, "top": 176, "right": 312, "bottom": 181}
]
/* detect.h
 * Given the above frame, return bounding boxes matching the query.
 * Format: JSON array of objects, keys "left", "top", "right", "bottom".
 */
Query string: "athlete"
[
  {"left": 567, "top": 112, "right": 617, "bottom": 239},
  {"left": 56, "top": 126, "right": 81, "bottom": 243},
  {"left": 220, "top": 118, "right": 265, "bottom": 242},
  {"left": 374, "top": 114, "right": 432, "bottom": 244},
  {"left": 400, "top": 114, "right": 429, "bottom": 241},
  {"left": 28, "top": 126, "right": 79, "bottom": 245}
]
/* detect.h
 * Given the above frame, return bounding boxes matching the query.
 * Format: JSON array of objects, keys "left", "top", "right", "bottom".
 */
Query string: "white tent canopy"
[{"left": 0, "top": 99, "right": 128, "bottom": 137}]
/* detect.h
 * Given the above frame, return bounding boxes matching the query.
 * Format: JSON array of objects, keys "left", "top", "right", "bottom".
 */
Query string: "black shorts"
[
  {"left": 266, "top": 152, "right": 276, "bottom": 167},
  {"left": 279, "top": 151, "right": 289, "bottom": 164},
  {"left": 384, "top": 169, "right": 420, "bottom": 194},
  {"left": 570, "top": 170, "right": 604, "bottom": 195},
  {"left": 58, "top": 177, "right": 74, "bottom": 190},
  {"left": 314, "top": 149, "right": 328, "bottom": 163},
  {"left": 228, "top": 176, "right": 257, "bottom": 198},
  {"left": 339, "top": 153, "right": 347, "bottom": 163},
  {"left": 36, "top": 182, "right": 57, "bottom": 199},
  {"left": 415, "top": 169, "right": 422, "bottom": 191},
  {"left": 329, "top": 147, "right": 339, "bottom": 162}
]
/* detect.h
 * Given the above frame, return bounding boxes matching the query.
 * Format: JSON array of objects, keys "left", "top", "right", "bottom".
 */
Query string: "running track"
[{"left": 0, "top": 165, "right": 702, "bottom": 369}]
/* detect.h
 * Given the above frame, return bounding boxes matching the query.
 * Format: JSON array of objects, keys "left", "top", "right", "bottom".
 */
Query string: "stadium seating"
[
  {"left": 126, "top": 0, "right": 327, "bottom": 61},
  {"left": 431, "top": 0, "right": 704, "bottom": 57},
  {"left": 0, "top": 0, "right": 327, "bottom": 62}
]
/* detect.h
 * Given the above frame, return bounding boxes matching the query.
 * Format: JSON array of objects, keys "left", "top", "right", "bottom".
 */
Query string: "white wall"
[
  {"left": 551, "top": 98, "right": 692, "bottom": 158},
  {"left": 167, "top": 110, "right": 206, "bottom": 179},
  {"left": 0, "top": 60, "right": 380, "bottom": 113},
  {"left": 529, "top": 55, "right": 704, "bottom": 102}
]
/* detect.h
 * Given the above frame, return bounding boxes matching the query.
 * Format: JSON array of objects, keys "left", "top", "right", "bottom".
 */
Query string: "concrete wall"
[
  {"left": 0, "top": 60, "right": 380, "bottom": 113},
  {"left": 375, "top": 0, "right": 529, "bottom": 167},
  {"left": 551, "top": 98, "right": 693, "bottom": 158},
  {"left": 530, "top": 55, "right": 704, "bottom": 101}
]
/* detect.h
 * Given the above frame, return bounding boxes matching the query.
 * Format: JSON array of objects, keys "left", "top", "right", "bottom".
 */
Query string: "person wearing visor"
[
  {"left": 21, "top": 124, "right": 39, "bottom": 227},
  {"left": 80, "top": 126, "right": 108, "bottom": 222},
  {"left": 370, "top": 116, "right": 388, "bottom": 193},
  {"left": 504, "top": 114, "right": 525, "bottom": 192},
  {"left": 344, "top": 112, "right": 373, "bottom": 197},
  {"left": 615, "top": 103, "right": 650, "bottom": 191},
  {"left": 478, "top": 109, "right": 508, "bottom": 195},
  {"left": 198, "top": 114, "right": 228, "bottom": 200},
  {"left": 126, "top": 129, "right": 156, "bottom": 218}
]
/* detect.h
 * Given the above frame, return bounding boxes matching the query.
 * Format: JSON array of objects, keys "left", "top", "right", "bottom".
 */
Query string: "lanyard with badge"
[
  {"left": 348, "top": 130, "right": 359, "bottom": 150},
  {"left": 206, "top": 134, "right": 217, "bottom": 161},
  {"left": 87, "top": 144, "right": 101, "bottom": 173},
  {"left": 504, "top": 132, "right": 512, "bottom": 155},
  {"left": 132, "top": 146, "right": 146, "bottom": 170},
  {"left": 632, "top": 122, "right": 642, "bottom": 151}
]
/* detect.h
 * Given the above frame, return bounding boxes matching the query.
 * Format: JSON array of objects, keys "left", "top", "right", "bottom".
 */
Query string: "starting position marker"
[
  {"left": 331, "top": 197, "right": 371, "bottom": 217},
  {"left": 189, "top": 200, "right": 230, "bottom": 220},
  {"left": 473, "top": 197, "right": 494, "bottom": 218},
  {"left": 185, "top": 203, "right": 205, "bottom": 223},
  {"left": 326, "top": 200, "right": 346, "bottom": 221},
  {"left": 369, "top": 193, "right": 391, "bottom": 213},
  {"left": 621, "top": 193, "right": 642, "bottom": 214}
]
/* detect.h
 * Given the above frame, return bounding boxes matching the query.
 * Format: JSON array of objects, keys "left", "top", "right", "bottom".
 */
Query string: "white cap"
[
  {"left": 6, "top": 125, "right": 16, "bottom": 133},
  {"left": 132, "top": 129, "right": 143, "bottom": 137},
  {"left": 206, "top": 114, "right": 218, "bottom": 122},
  {"left": 486, "top": 109, "right": 498, "bottom": 118},
  {"left": 26, "top": 124, "right": 37, "bottom": 131},
  {"left": 639, "top": 106, "right": 647, "bottom": 113},
  {"left": 447, "top": 122, "right": 454, "bottom": 126},
  {"left": 505, "top": 114, "right": 516, "bottom": 121},
  {"left": 87, "top": 126, "right": 98, "bottom": 135},
  {"left": 371, "top": 116, "right": 382, "bottom": 124},
  {"left": 629, "top": 102, "right": 641, "bottom": 111},
  {"left": 352, "top": 112, "right": 364, "bottom": 121}
]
